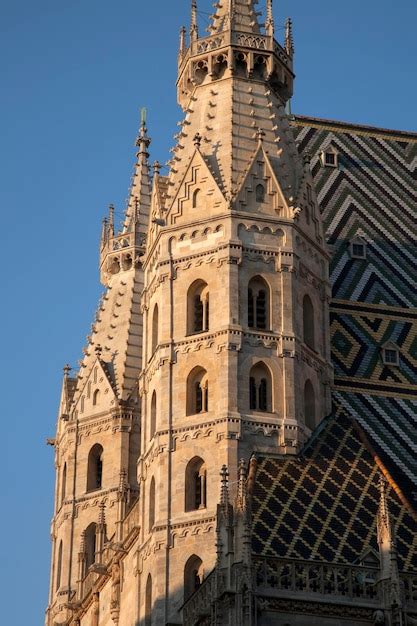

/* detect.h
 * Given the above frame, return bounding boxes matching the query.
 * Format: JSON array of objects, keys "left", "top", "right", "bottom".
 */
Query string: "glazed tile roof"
[{"left": 251, "top": 400, "right": 417, "bottom": 572}]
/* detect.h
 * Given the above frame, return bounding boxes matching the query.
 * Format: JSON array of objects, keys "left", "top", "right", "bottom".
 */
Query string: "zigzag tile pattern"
[
  {"left": 252, "top": 402, "right": 417, "bottom": 570},
  {"left": 293, "top": 118, "right": 417, "bottom": 307},
  {"left": 291, "top": 117, "right": 417, "bottom": 505}
]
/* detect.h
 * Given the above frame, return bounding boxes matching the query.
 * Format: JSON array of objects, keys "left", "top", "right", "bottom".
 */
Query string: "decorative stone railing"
[
  {"left": 182, "top": 569, "right": 217, "bottom": 625},
  {"left": 402, "top": 573, "right": 417, "bottom": 608},
  {"left": 253, "top": 556, "right": 380, "bottom": 604}
]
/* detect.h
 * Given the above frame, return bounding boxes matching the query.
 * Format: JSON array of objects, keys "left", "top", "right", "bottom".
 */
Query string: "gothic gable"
[
  {"left": 167, "top": 148, "right": 226, "bottom": 225},
  {"left": 73, "top": 357, "right": 117, "bottom": 417},
  {"left": 235, "top": 144, "right": 292, "bottom": 219}
]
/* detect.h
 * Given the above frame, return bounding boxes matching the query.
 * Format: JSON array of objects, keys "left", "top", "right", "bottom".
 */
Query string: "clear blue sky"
[{"left": 0, "top": 1, "right": 415, "bottom": 624}]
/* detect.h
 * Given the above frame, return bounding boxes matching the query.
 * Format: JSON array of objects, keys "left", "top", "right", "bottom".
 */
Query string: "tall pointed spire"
[
  {"left": 190, "top": 0, "right": 198, "bottom": 42},
  {"left": 178, "top": 25, "right": 186, "bottom": 64},
  {"left": 285, "top": 17, "right": 294, "bottom": 57},
  {"left": 266, "top": 0, "right": 274, "bottom": 37}
]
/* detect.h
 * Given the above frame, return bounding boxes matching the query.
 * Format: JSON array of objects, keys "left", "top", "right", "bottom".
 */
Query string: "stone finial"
[
  {"left": 266, "top": 0, "right": 274, "bottom": 37},
  {"left": 193, "top": 132, "right": 202, "bottom": 147},
  {"left": 135, "top": 110, "right": 151, "bottom": 155},
  {"left": 285, "top": 18, "right": 294, "bottom": 57},
  {"left": 108, "top": 204, "right": 115, "bottom": 236},
  {"left": 256, "top": 127, "right": 266, "bottom": 143},
  {"left": 98, "top": 500, "right": 106, "bottom": 528},
  {"left": 179, "top": 26, "right": 186, "bottom": 58},
  {"left": 220, "top": 465, "right": 229, "bottom": 507},
  {"left": 190, "top": 0, "right": 199, "bottom": 40},
  {"left": 236, "top": 458, "right": 247, "bottom": 511},
  {"left": 63, "top": 364, "right": 72, "bottom": 377}
]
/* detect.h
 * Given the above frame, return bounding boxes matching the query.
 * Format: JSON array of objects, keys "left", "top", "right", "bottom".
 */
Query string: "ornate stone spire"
[
  {"left": 285, "top": 17, "right": 294, "bottom": 57},
  {"left": 190, "top": 0, "right": 198, "bottom": 41},
  {"left": 265, "top": 0, "right": 274, "bottom": 37}
]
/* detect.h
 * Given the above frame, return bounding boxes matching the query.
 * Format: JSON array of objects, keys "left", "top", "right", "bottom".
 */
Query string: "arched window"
[
  {"left": 61, "top": 463, "right": 67, "bottom": 505},
  {"left": 151, "top": 304, "right": 159, "bottom": 355},
  {"left": 247, "top": 276, "right": 270, "bottom": 330},
  {"left": 192, "top": 188, "right": 200, "bottom": 209},
  {"left": 56, "top": 540, "right": 63, "bottom": 591},
  {"left": 255, "top": 183, "right": 265, "bottom": 203},
  {"left": 150, "top": 391, "right": 157, "bottom": 440},
  {"left": 145, "top": 573, "right": 152, "bottom": 626},
  {"left": 304, "top": 380, "right": 315, "bottom": 430},
  {"left": 186, "top": 367, "right": 208, "bottom": 415},
  {"left": 85, "top": 522, "right": 97, "bottom": 569},
  {"left": 87, "top": 444, "right": 104, "bottom": 492},
  {"left": 149, "top": 477, "right": 155, "bottom": 531},
  {"left": 303, "top": 294, "right": 315, "bottom": 350},
  {"left": 249, "top": 362, "right": 272, "bottom": 412},
  {"left": 185, "top": 457, "right": 207, "bottom": 512},
  {"left": 92, "top": 389, "right": 100, "bottom": 406},
  {"left": 187, "top": 280, "right": 209, "bottom": 334},
  {"left": 184, "top": 555, "right": 204, "bottom": 601}
]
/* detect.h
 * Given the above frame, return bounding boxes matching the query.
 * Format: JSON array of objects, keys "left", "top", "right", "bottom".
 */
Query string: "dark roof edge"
[{"left": 291, "top": 114, "right": 417, "bottom": 141}]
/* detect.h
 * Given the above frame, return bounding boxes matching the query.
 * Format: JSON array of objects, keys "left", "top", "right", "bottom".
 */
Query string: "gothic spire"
[
  {"left": 190, "top": 0, "right": 198, "bottom": 41},
  {"left": 265, "top": 0, "right": 274, "bottom": 37},
  {"left": 285, "top": 17, "right": 294, "bottom": 57}
]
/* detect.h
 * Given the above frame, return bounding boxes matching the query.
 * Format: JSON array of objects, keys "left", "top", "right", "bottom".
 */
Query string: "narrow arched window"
[
  {"left": 87, "top": 444, "right": 104, "bottom": 492},
  {"left": 56, "top": 540, "right": 63, "bottom": 591},
  {"left": 92, "top": 389, "right": 100, "bottom": 406},
  {"left": 85, "top": 522, "right": 97, "bottom": 569},
  {"left": 150, "top": 391, "right": 157, "bottom": 440},
  {"left": 61, "top": 463, "right": 67, "bottom": 505},
  {"left": 185, "top": 457, "right": 207, "bottom": 511},
  {"left": 145, "top": 573, "right": 152, "bottom": 626},
  {"left": 184, "top": 555, "right": 203, "bottom": 601},
  {"left": 247, "top": 277, "right": 270, "bottom": 330},
  {"left": 151, "top": 304, "right": 159, "bottom": 355},
  {"left": 303, "top": 294, "right": 315, "bottom": 350},
  {"left": 149, "top": 477, "right": 155, "bottom": 531},
  {"left": 187, "top": 280, "right": 209, "bottom": 334},
  {"left": 192, "top": 188, "right": 200, "bottom": 209},
  {"left": 304, "top": 380, "right": 316, "bottom": 430},
  {"left": 187, "top": 367, "right": 209, "bottom": 415},
  {"left": 249, "top": 362, "right": 272, "bottom": 412},
  {"left": 256, "top": 183, "right": 265, "bottom": 203}
]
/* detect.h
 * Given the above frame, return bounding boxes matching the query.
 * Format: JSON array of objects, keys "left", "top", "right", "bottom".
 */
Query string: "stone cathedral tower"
[{"left": 46, "top": 2, "right": 336, "bottom": 625}]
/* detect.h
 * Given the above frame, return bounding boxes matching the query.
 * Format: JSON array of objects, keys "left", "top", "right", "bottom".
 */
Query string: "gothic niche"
[
  {"left": 194, "top": 59, "right": 208, "bottom": 85},
  {"left": 235, "top": 52, "right": 247, "bottom": 77},
  {"left": 122, "top": 253, "right": 132, "bottom": 270},
  {"left": 108, "top": 256, "right": 120, "bottom": 275},
  {"left": 253, "top": 55, "right": 267, "bottom": 80},
  {"left": 213, "top": 53, "right": 227, "bottom": 79}
]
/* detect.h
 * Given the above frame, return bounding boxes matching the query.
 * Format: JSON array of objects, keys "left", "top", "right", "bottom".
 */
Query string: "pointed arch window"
[
  {"left": 303, "top": 294, "right": 315, "bottom": 350},
  {"left": 187, "top": 280, "right": 209, "bottom": 334},
  {"left": 149, "top": 477, "right": 156, "bottom": 532},
  {"left": 248, "top": 276, "right": 270, "bottom": 330},
  {"left": 92, "top": 389, "right": 100, "bottom": 406},
  {"left": 56, "top": 540, "right": 63, "bottom": 591},
  {"left": 304, "top": 380, "right": 315, "bottom": 430},
  {"left": 255, "top": 183, "right": 265, "bottom": 203},
  {"left": 150, "top": 391, "right": 157, "bottom": 440},
  {"left": 187, "top": 367, "right": 208, "bottom": 415},
  {"left": 145, "top": 573, "right": 152, "bottom": 626},
  {"left": 184, "top": 555, "right": 204, "bottom": 601},
  {"left": 87, "top": 444, "right": 104, "bottom": 492},
  {"left": 192, "top": 188, "right": 200, "bottom": 209},
  {"left": 151, "top": 304, "right": 159, "bottom": 355},
  {"left": 85, "top": 522, "right": 97, "bottom": 570},
  {"left": 61, "top": 463, "right": 67, "bottom": 505},
  {"left": 249, "top": 362, "right": 272, "bottom": 412},
  {"left": 185, "top": 457, "right": 207, "bottom": 512}
]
